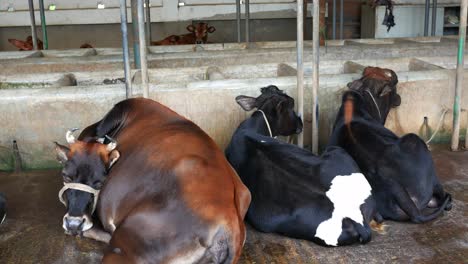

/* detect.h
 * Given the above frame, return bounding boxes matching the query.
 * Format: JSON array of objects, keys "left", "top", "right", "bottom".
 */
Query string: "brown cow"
[
  {"left": 54, "top": 98, "right": 250, "bottom": 263},
  {"left": 151, "top": 22, "right": 216, "bottom": 45},
  {"left": 8, "top": 36, "right": 93, "bottom": 50}
]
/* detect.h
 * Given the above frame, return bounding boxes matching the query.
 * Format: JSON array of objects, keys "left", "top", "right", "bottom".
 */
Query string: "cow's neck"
[{"left": 245, "top": 111, "right": 276, "bottom": 137}]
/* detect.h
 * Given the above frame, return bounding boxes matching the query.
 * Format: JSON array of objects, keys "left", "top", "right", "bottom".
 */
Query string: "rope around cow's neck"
[
  {"left": 364, "top": 90, "right": 382, "bottom": 121},
  {"left": 257, "top": 110, "right": 273, "bottom": 137},
  {"left": 58, "top": 182, "right": 101, "bottom": 214}
]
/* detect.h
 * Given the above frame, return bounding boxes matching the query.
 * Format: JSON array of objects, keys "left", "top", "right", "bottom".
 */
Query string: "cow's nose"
[
  {"left": 196, "top": 40, "right": 202, "bottom": 44},
  {"left": 64, "top": 216, "right": 85, "bottom": 232}
]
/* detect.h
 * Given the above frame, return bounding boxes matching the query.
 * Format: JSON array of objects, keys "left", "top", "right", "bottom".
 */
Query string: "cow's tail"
[{"left": 95, "top": 100, "right": 131, "bottom": 139}]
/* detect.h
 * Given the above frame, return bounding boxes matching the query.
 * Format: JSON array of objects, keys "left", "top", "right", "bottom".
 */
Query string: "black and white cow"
[
  {"left": 0, "top": 193, "right": 5, "bottom": 224},
  {"left": 329, "top": 67, "right": 452, "bottom": 223},
  {"left": 226, "top": 85, "right": 380, "bottom": 246}
]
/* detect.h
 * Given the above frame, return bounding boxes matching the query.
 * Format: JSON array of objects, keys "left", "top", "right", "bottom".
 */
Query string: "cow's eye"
[
  {"left": 93, "top": 181, "right": 103, "bottom": 189},
  {"left": 63, "top": 174, "right": 72, "bottom": 183}
]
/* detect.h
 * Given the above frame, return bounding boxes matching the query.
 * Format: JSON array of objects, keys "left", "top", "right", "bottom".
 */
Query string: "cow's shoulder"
[{"left": 398, "top": 133, "right": 428, "bottom": 153}]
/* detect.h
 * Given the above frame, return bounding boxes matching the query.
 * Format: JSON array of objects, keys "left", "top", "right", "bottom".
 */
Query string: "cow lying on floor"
[
  {"left": 54, "top": 98, "right": 250, "bottom": 263},
  {"left": 329, "top": 67, "right": 452, "bottom": 223},
  {"left": 226, "top": 85, "right": 380, "bottom": 246},
  {"left": 8, "top": 36, "right": 93, "bottom": 51},
  {"left": 151, "top": 23, "right": 216, "bottom": 45},
  {"left": 0, "top": 193, "right": 5, "bottom": 224}
]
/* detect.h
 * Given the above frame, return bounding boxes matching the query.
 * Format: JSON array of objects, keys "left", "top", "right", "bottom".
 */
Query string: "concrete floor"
[{"left": 0, "top": 145, "right": 467, "bottom": 264}]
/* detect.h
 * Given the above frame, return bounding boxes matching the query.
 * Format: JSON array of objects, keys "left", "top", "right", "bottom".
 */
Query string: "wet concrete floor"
[{"left": 0, "top": 145, "right": 467, "bottom": 263}]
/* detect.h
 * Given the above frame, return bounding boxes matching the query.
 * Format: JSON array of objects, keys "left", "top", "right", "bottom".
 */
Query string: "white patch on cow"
[
  {"left": 62, "top": 213, "right": 93, "bottom": 232},
  {"left": 315, "top": 173, "right": 372, "bottom": 246},
  {"left": 1, "top": 213, "right": 5, "bottom": 224},
  {"left": 260, "top": 140, "right": 266, "bottom": 143}
]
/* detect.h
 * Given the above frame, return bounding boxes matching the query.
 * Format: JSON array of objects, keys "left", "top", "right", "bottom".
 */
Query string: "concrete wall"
[{"left": 0, "top": 36, "right": 467, "bottom": 170}]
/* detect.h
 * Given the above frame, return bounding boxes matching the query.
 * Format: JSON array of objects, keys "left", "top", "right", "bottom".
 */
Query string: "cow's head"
[
  {"left": 235, "top": 85, "right": 303, "bottom": 136},
  {"left": 54, "top": 129, "right": 120, "bottom": 235},
  {"left": 187, "top": 23, "right": 216, "bottom": 44},
  {"left": 347, "top": 66, "right": 401, "bottom": 124},
  {"left": 8, "top": 36, "right": 43, "bottom": 51}
]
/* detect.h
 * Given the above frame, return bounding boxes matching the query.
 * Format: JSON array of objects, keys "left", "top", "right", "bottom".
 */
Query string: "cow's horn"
[
  {"left": 105, "top": 135, "right": 117, "bottom": 151},
  {"left": 66, "top": 128, "right": 79, "bottom": 144}
]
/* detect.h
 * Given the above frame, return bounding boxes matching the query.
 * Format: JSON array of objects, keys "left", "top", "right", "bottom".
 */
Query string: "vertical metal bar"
[
  {"left": 431, "top": 0, "right": 437, "bottom": 36},
  {"left": 38, "top": 0, "right": 48, "bottom": 50},
  {"left": 312, "top": 0, "right": 319, "bottom": 154},
  {"left": 120, "top": 0, "right": 132, "bottom": 98},
  {"left": 28, "top": 0, "right": 39, "bottom": 50},
  {"left": 332, "top": 0, "right": 336, "bottom": 39},
  {"left": 424, "top": 0, "right": 430, "bottom": 36},
  {"left": 236, "top": 0, "right": 241, "bottom": 43},
  {"left": 452, "top": 0, "right": 467, "bottom": 151},
  {"left": 145, "top": 0, "right": 151, "bottom": 45},
  {"left": 137, "top": 0, "right": 149, "bottom": 98},
  {"left": 245, "top": 0, "right": 250, "bottom": 45},
  {"left": 131, "top": 0, "right": 141, "bottom": 69},
  {"left": 297, "top": 0, "right": 304, "bottom": 148},
  {"left": 339, "top": 0, "right": 343, "bottom": 39}
]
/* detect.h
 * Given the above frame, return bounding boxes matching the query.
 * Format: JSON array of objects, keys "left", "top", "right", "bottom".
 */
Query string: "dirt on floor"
[{"left": 0, "top": 145, "right": 467, "bottom": 264}]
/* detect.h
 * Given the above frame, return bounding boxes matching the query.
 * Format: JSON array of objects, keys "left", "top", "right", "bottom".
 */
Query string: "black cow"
[
  {"left": 0, "top": 193, "right": 5, "bottom": 224},
  {"left": 329, "top": 67, "right": 452, "bottom": 223},
  {"left": 226, "top": 85, "right": 380, "bottom": 246}
]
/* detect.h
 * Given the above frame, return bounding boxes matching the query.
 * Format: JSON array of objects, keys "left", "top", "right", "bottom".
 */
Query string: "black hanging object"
[{"left": 371, "top": 0, "right": 396, "bottom": 32}]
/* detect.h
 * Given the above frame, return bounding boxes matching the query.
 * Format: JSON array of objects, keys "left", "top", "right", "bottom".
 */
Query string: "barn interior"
[{"left": 0, "top": 0, "right": 468, "bottom": 263}]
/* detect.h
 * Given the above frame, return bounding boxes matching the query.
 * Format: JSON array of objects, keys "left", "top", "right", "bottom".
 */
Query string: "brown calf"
[
  {"left": 151, "top": 22, "right": 216, "bottom": 45},
  {"left": 8, "top": 36, "right": 93, "bottom": 50},
  {"left": 55, "top": 98, "right": 250, "bottom": 263}
]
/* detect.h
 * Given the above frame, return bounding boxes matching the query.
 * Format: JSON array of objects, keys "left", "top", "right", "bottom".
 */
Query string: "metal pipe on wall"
[
  {"left": 131, "top": 0, "right": 141, "bottom": 69},
  {"left": 297, "top": 0, "right": 304, "bottom": 148},
  {"left": 424, "top": 0, "right": 430, "bottom": 36},
  {"left": 137, "top": 0, "right": 149, "bottom": 98},
  {"left": 145, "top": 0, "right": 151, "bottom": 45},
  {"left": 236, "top": 0, "right": 241, "bottom": 43},
  {"left": 332, "top": 0, "right": 336, "bottom": 39},
  {"left": 452, "top": 0, "right": 468, "bottom": 151},
  {"left": 27, "top": 0, "right": 39, "bottom": 50},
  {"left": 312, "top": 0, "right": 319, "bottom": 154},
  {"left": 245, "top": 0, "right": 250, "bottom": 45},
  {"left": 38, "top": 0, "right": 48, "bottom": 49},
  {"left": 339, "top": 0, "right": 343, "bottom": 39},
  {"left": 119, "top": 0, "right": 132, "bottom": 98},
  {"left": 431, "top": 0, "right": 437, "bottom": 36}
]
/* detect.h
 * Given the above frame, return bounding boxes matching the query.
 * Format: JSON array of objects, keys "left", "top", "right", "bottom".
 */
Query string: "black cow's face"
[
  {"left": 54, "top": 133, "right": 119, "bottom": 235},
  {"left": 347, "top": 67, "right": 401, "bottom": 124},
  {"left": 235, "top": 85, "right": 303, "bottom": 136},
  {"left": 187, "top": 23, "right": 216, "bottom": 44}
]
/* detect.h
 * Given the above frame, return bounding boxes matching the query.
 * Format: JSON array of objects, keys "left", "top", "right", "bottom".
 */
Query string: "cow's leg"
[
  {"left": 429, "top": 183, "right": 452, "bottom": 211},
  {"left": 82, "top": 227, "right": 111, "bottom": 243}
]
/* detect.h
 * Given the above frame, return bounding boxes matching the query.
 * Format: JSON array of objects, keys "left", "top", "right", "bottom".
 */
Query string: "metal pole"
[
  {"left": 27, "top": 0, "right": 39, "bottom": 50},
  {"left": 424, "top": 0, "right": 430, "bottom": 36},
  {"left": 119, "top": 0, "right": 132, "bottom": 98},
  {"left": 236, "top": 0, "right": 241, "bottom": 43},
  {"left": 145, "top": 0, "right": 151, "bottom": 45},
  {"left": 38, "top": 0, "right": 48, "bottom": 49},
  {"left": 332, "top": 0, "right": 336, "bottom": 39},
  {"left": 137, "top": 0, "right": 149, "bottom": 98},
  {"left": 131, "top": 0, "right": 141, "bottom": 69},
  {"left": 245, "top": 0, "right": 250, "bottom": 45},
  {"left": 312, "top": 0, "right": 319, "bottom": 154},
  {"left": 297, "top": 0, "right": 304, "bottom": 148},
  {"left": 452, "top": 0, "right": 467, "bottom": 151},
  {"left": 431, "top": 0, "right": 437, "bottom": 36},
  {"left": 339, "top": 0, "right": 343, "bottom": 39}
]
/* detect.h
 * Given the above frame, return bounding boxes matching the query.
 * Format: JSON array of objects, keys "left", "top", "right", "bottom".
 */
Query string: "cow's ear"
[
  {"left": 379, "top": 85, "right": 393, "bottom": 97},
  {"left": 347, "top": 80, "right": 363, "bottom": 91},
  {"left": 8, "top": 39, "right": 28, "bottom": 50},
  {"left": 108, "top": 150, "right": 120, "bottom": 169},
  {"left": 207, "top": 26, "right": 216, "bottom": 33},
  {"left": 186, "top": 25, "right": 195, "bottom": 32},
  {"left": 54, "top": 142, "right": 70, "bottom": 163},
  {"left": 391, "top": 93, "right": 401, "bottom": 107},
  {"left": 235, "top": 95, "right": 256, "bottom": 111}
]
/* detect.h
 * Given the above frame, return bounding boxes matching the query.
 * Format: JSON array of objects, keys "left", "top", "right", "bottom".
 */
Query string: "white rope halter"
[
  {"left": 364, "top": 90, "right": 382, "bottom": 121},
  {"left": 58, "top": 182, "right": 101, "bottom": 214},
  {"left": 257, "top": 110, "right": 273, "bottom": 137}
]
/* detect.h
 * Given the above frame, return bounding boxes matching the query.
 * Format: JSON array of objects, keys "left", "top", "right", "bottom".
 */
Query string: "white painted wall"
[{"left": 0, "top": 0, "right": 313, "bottom": 27}]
